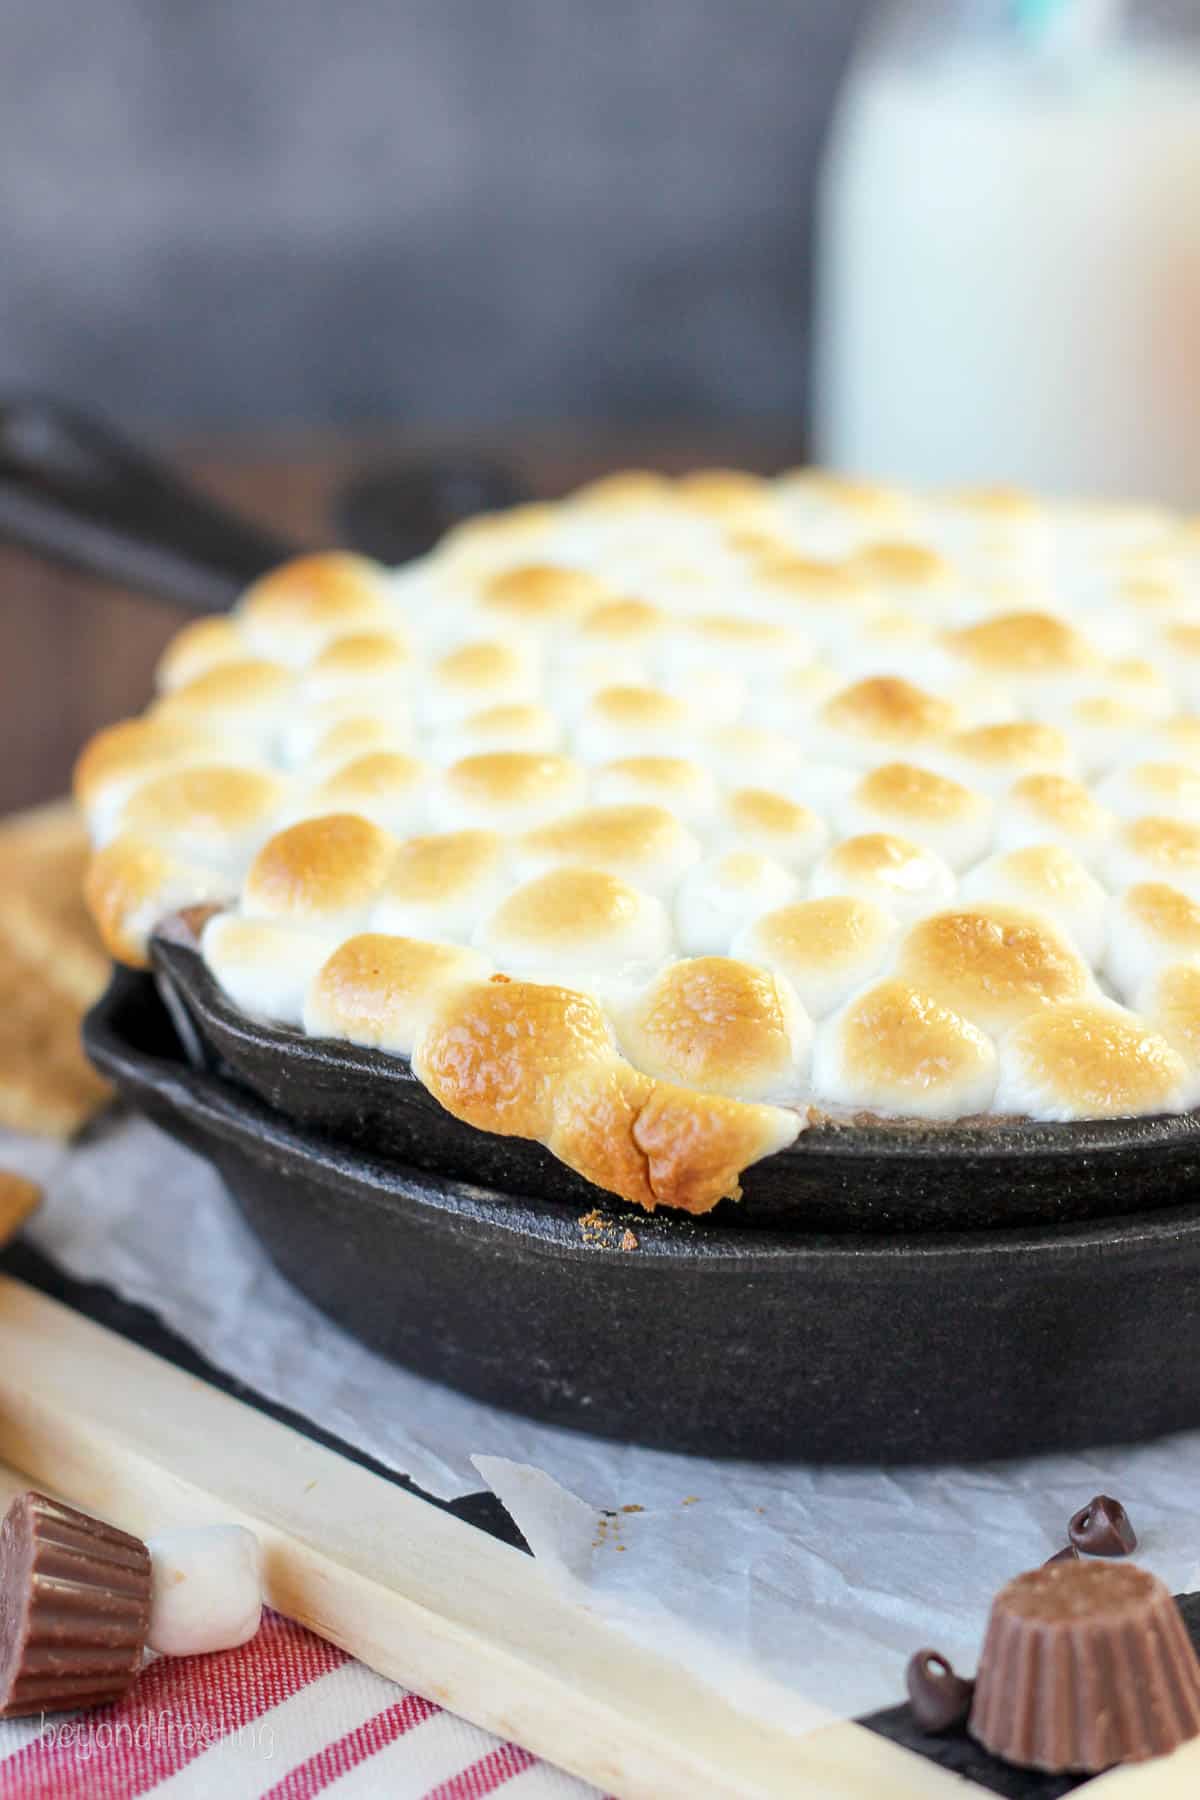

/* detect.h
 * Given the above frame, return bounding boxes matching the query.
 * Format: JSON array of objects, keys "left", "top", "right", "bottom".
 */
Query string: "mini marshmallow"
[
  {"left": 673, "top": 851, "right": 800, "bottom": 955},
  {"left": 202, "top": 913, "right": 343, "bottom": 1026},
  {"left": 1105, "top": 881, "right": 1200, "bottom": 1002},
  {"left": 304, "top": 933, "right": 490, "bottom": 1054},
  {"left": 515, "top": 803, "right": 702, "bottom": 897},
  {"left": 438, "top": 751, "right": 587, "bottom": 833},
  {"left": 812, "top": 979, "right": 997, "bottom": 1121},
  {"left": 812, "top": 677, "right": 959, "bottom": 768},
  {"left": 1096, "top": 761, "right": 1200, "bottom": 825},
  {"left": 994, "top": 774, "right": 1115, "bottom": 869},
  {"left": 146, "top": 1526, "right": 263, "bottom": 1657},
  {"left": 370, "top": 830, "right": 509, "bottom": 942},
  {"left": 893, "top": 904, "right": 1095, "bottom": 1036},
  {"left": 994, "top": 998, "right": 1193, "bottom": 1121},
  {"left": 1105, "top": 816, "right": 1200, "bottom": 902},
  {"left": 573, "top": 684, "right": 698, "bottom": 763},
  {"left": 590, "top": 756, "right": 717, "bottom": 824},
  {"left": 1136, "top": 961, "right": 1200, "bottom": 1073},
  {"left": 959, "top": 846, "right": 1109, "bottom": 967},
  {"left": 616, "top": 955, "right": 812, "bottom": 1103},
  {"left": 716, "top": 788, "right": 829, "bottom": 870},
  {"left": 732, "top": 895, "right": 897, "bottom": 1020},
  {"left": 810, "top": 832, "right": 956, "bottom": 924},
  {"left": 475, "top": 867, "right": 673, "bottom": 992},
  {"left": 841, "top": 763, "right": 993, "bottom": 871}
]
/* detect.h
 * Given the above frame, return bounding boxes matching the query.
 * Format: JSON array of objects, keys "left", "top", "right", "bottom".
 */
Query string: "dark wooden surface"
[{"left": 0, "top": 425, "right": 804, "bottom": 817}]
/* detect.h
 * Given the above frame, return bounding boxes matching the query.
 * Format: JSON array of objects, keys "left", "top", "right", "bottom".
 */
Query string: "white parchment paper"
[{"left": 5, "top": 1113, "right": 1200, "bottom": 1723}]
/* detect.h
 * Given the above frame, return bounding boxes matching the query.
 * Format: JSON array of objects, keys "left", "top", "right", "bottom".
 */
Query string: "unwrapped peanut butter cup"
[
  {"left": 0, "top": 1491, "right": 151, "bottom": 1717},
  {"left": 969, "top": 1561, "right": 1200, "bottom": 1774}
]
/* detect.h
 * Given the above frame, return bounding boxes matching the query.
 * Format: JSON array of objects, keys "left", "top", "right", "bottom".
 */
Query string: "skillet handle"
[{"left": 0, "top": 395, "right": 297, "bottom": 611}]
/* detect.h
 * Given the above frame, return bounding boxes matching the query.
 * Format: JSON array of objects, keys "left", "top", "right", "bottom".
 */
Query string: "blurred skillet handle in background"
[{"left": 814, "top": 0, "right": 1200, "bottom": 503}]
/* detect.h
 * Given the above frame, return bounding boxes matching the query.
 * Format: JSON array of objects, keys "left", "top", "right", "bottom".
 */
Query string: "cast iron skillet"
[
  {"left": 9, "top": 396, "right": 1200, "bottom": 1238},
  {"left": 151, "top": 927, "right": 1200, "bottom": 1236},
  {"left": 85, "top": 963, "right": 1200, "bottom": 1462}
]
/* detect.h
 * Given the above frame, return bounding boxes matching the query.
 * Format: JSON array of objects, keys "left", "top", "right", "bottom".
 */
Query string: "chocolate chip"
[
  {"left": 1068, "top": 1495, "right": 1137, "bottom": 1557},
  {"left": 1044, "top": 1544, "right": 1081, "bottom": 1565},
  {"left": 906, "top": 1649, "right": 975, "bottom": 1733}
]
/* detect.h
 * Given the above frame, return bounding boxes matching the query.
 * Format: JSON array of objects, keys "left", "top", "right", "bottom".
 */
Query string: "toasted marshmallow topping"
[
  {"left": 617, "top": 956, "right": 811, "bottom": 1103},
  {"left": 811, "top": 831, "right": 956, "bottom": 921},
  {"left": 77, "top": 476, "right": 1200, "bottom": 1211},
  {"left": 1137, "top": 962, "right": 1200, "bottom": 1070},
  {"left": 303, "top": 933, "right": 489, "bottom": 1054},
  {"left": 843, "top": 763, "right": 992, "bottom": 869},
  {"left": 959, "top": 847, "right": 1108, "bottom": 966},
  {"left": 995, "top": 1000, "right": 1192, "bottom": 1120},
  {"left": 244, "top": 814, "right": 395, "bottom": 930},
  {"left": 476, "top": 868, "right": 672, "bottom": 990},
  {"left": 895, "top": 905, "right": 1094, "bottom": 1035},
  {"left": 813, "top": 980, "right": 997, "bottom": 1121},
  {"left": 732, "top": 896, "right": 897, "bottom": 1019},
  {"left": 1106, "top": 882, "right": 1200, "bottom": 1002}
]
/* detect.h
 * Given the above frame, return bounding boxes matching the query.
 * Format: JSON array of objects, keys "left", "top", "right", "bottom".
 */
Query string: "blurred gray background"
[{"left": 0, "top": 0, "right": 869, "bottom": 428}]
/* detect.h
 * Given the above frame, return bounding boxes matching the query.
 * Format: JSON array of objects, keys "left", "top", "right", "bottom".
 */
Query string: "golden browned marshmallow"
[
  {"left": 995, "top": 773, "right": 1115, "bottom": 867},
  {"left": 590, "top": 756, "right": 716, "bottom": 823},
  {"left": 577, "top": 597, "right": 666, "bottom": 648},
  {"left": 812, "top": 979, "right": 997, "bottom": 1120},
  {"left": 995, "top": 999, "right": 1192, "bottom": 1120},
  {"left": 236, "top": 552, "right": 393, "bottom": 662},
  {"left": 414, "top": 977, "right": 618, "bottom": 1142},
  {"left": 155, "top": 615, "right": 247, "bottom": 691},
  {"left": 675, "top": 468, "right": 768, "bottom": 515},
  {"left": 84, "top": 834, "right": 233, "bottom": 967},
  {"left": 423, "top": 640, "right": 538, "bottom": 726},
  {"left": 936, "top": 722, "right": 1074, "bottom": 795},
  {"left": 118, "top": 764, "right": 286, "bottom": 872},
  {"left": 674, "top": 851, "right": 800, "bottom": 954},
  {"left": 1137, "top": 962, "right": 1200, "bottom": 1071},
  {"left": 1097, "top": 760, "right": 1200, "bottom": 824},
  {"left": 843, "top": 762, "right": 993, "bottom": 869},
  {"left": 303, "top": 932, "right": 490, "bottom": 1054},
  {"left": 852, "top": 541, "right": 956, "bottom": 593},
  {"left": 776, "top": 469, "right": 910, "bottom": 523},
  {"left": 560, "top": 1078, "right": 798, "bottom": 1215},
  {"left": 152, "top": 658, "right": 295, "bottom": 747},
  {"left": 616, "top": 956, "right": 811, "bottom": 1102},
  {"left": 432, "top": 702, "right": 561, "bottom": 761},
  {"left": 201, "top": 914, "right": 344, "bottom": 1026},
  {"left": 1107, "top": 816, "right": 1200, "bottom": 898},
  {"left": 567, "top": 469, "right": 675, "bottom": 511},
  {"left": 475, "top": 867, "right": 673, "bottom": 989},
  {"left": 894, "top": 905, "right": 1094, "bottom": 1034},
  {"left": 73, "top": 715, "right": 223, "bottom": 835},
  {"left": 303, "top": 631, "right": 412, "bottom": 703},
  {"left": 959, "top": 846, "right": 1108, "bottom": 965},
  {"left": 481, "top": 562, "right": 610, "bottom": 627},
  {"left": 719, "top": 788, "right": 829, "bottom": 869},
  {"left": 370, "top": 829, "right": 508, "bottom": 941},
  {"left": 304, "top": 713, "right": 413, "bottom": 774},
  {"left": 517, "top": 803, "right": 701, "bottom": 896},
  {"left": 810, "top": 831, "right": 956, "bottom": 923},
  {"left": 671, "top": 613, "right": 808, "bottom": 681},
  {"left": 440, "top": 750, "right": 586, "bottom": 832},
  {"left": 732, "top": 895, "right": 897, "bottom": 1020},
  {"left": 946, "top": 610, "right": 1096, "bottom": 679},
  {"left": 1062, "top": 695, "right": 1155, "bottom": 779},
  {"left": 751, "top": 554, "right": 875, "bottom": 609},
  {"left": 573, "top": 684, "right": 695, "bottom": 762},
  {"left": 438, "top": 501, "right": 558, "bottom": 571},
  {"left": 298, "top": 751, "right": 427, "bottom": 836},
  {"left": 816, "top": 677, "right": 959, "bottom": 766},
  {"left": 243, "top": 813, "right": 396, "bottom": 930},
  {"left": 1105, "top": 882, "right": 1200, "bottom": 1001}
]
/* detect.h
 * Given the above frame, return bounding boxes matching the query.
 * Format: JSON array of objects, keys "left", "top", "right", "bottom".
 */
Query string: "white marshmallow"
[{"left": 147, "top": 1526, "right": 262, "bottom": 1657}]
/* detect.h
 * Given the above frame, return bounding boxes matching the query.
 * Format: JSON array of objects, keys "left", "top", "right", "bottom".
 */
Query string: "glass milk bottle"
[{"left": 813, "top": 0, "right": 1200, "bottom": 505}]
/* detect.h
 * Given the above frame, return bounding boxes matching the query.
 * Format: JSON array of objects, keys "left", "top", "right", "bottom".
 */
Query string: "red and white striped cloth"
[{"left": 0, "top": 1611, "right": 600, "bottom": 1800}]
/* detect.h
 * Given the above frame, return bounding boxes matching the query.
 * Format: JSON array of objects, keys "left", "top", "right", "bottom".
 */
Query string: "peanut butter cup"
[
  {"left": 969, "top": 1560, "right": 1200, "bottom": 1774},
  {"left": 0, "top": 1491, "right": 152, "bottom": 1717}
]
